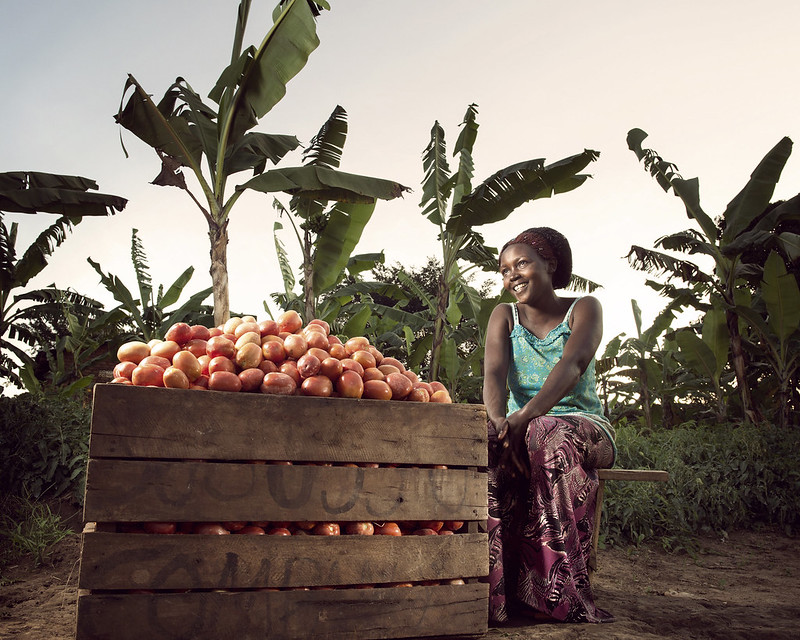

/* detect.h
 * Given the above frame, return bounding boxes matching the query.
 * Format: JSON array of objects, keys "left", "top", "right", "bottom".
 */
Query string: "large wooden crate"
[{"left": 77, "top": 384, "right": 489, "bottom": 640}]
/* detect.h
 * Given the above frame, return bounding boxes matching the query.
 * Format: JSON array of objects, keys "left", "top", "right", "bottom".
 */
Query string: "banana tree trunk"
[
  {"left": 725, "top": 309, "right": 756, "bottom": 422},
  {"left": 303, "top": 228, "right": 315, "bottom": 322},
  {"left": 209, "top": 220, "right": 230, "bottom": 327},
  {"left": 636, "top": 358, "right": 653, "bottom": 430},
  {"left": 429, "top": 273, "right": 449, "bottom": 383}
]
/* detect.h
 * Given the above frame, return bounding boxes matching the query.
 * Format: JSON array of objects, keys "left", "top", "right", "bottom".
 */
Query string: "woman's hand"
[{"left": 496, "top": 411, "right": 530, "bottom": 481}]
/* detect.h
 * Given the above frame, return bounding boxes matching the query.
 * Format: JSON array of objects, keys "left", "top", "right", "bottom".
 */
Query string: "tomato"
[
  {"left": 304, "top": 330, "right": 329, "bottom": 351},
  {"left": 363, "top": 379, "right": 392, "bottom": 400},
  {"left": 307, "top": 347, "right": 330, "bottom": 363},
  {"left": 150, "top": 340, "right": 180, "bottom": 361},
  {"left": 413, "top": 381, "right": 434, "bottom": 396},
  {"left": 344, "top": 522, "right": 374, "bottom": 535},
  {"left": 192, "top": 374, "right": 209, "bottom": 389},
  {"left": 374, "top": 522, "right": 402, "bottom": 536},
  {"left": 139, "top": 355, "right": 171, "bottom": 370},
  {"left": 208, "top": 327, "right": 223, "bottom": 338},
  {"left": 307, "top": 318, "right": 330, "bottom": 334},
  {"left": 113, "top": 361, "right": 137, "bottom": 380},
  {"left": 277, "top": 310, "right": 303, "bottom": 334},
  {"left": 239, "top": 367, "right": 265, "bottom": 392},
  {"left": 234, "top": 331, "right": 261, "bottom": 350},
  {"left": 430, "top": 390, "right": 453, "bottom": 403},
  {"left": 258, "top": 319, "right": 279, "bottom": 337},
  {"left": 236, "top": 525, "right": 265, "bottom": 535},
  {"left": 406, "top": 387, "right": 430, "bottom": 403},
  {"left": 328, "top": 334, "right": 343, "bottom": 346},
  {"left": 110, "top": 377, "right": 133, "bottom": 385},
  {"left": 380, "top": 357, "right": 406, "bottom": 373},
  {"left": 279, "top": 361, "right": 301, "bottom": 385},
  {"left": 312, "top": 522, "right": 340, "bottom": 535},
  {"left": 234, "top": 321, "right": 261, "bottom": 340},
  {"left": 403, "top": 369, "right": 419, "bottom": 385},
  {"left": 319, "top": 357, "right": 343, "bottom": 381},
  {"left": 344, "top": 336, "right": 370, "bottom": 356},
  {"left": 418, "top": 520, "right": 444, "bottom": 532},
  {"left": 197, "top": 355, "right": 211, "bottom": 375},
  {"left": 183, "top": 338, "right": 208, "bottom": 358},
  {"left": 369, "top": 346, "right": 383, "bottom": 365},
  {"left": 223, "top": 317, "right": 244, "bottom": 335},
  {"left": 190, "top": 325, "right": 211, "bottom": 341},
  {"left": 283, "top": 334, "right": 308, "bottom": 359},
  {"left": 131, "top": 364, "right": 165, "bottom": 387},
  {"left": 260, "top": 372, "right": 297, "bottom": 395},
  {"left": 163, "top": 366, "right": 190, "bottom": 389},
  {"left": 351, "top": 349, "right": 376, "bottom": 370},
  {"left": 443, "top": 521, "right": 464, "bottom": 532},
  {"left": 208, "top": 355, "right": 236, "bottom": 375},
  {"left": 340, "top": 359, "right": 364, "bottom": 377},
  {"left": 301, "top": 375, "right": 333, "bottom": 397},
  {"left": 172, "top": 350, "right": 202, "bottom": 381},
  {"left": 413, "top": 528, "right": 439, "bottom": 536},
  {"left": 267, "top": 527, "right": 292, "bottom": 536},
  {"left": 385, "top": 372, "right": 413, "bottom": 400},
  {"left": 235, "top": 342, "right": 263, "bottom": 370},
  {"left": 261, "top": 340, "right": 286, "bottom": 364},
  {"left": 208, "top": 370, "right": 242, "bottom": 393},
  {"left": 429, "top": 381, "right": 447, "bottom": 394},
  {"left": 143, "top": 522, "right": 177, "bottom": 534},
  {"left": 117, "top": 341, "right": 150, "bottom": 364},
  {"left": 362, "top": 367, "right": 385, "bottom": 382},
  {"left": 296, "top": 353, "right": 321, "bottom": 378},
  {"left": 207, "top": 336, "right": 235, "bottom": 359},
  {"left": 378, "top": 364, "right": 402, "bottom": 377},
  {"left": 165, "top": 322, "right": 192, "bottom": 345},
  {"left": 222, "top": 521, "right": 246, "bottom": 532},
  {"left": 258, "top": 359, "right": 278, "bottom": 374},
  {"left": 192, "top": 523, "right": 230, "bottom": 535},
  {"left": 329, "top": 342, "right": 347, "bottom": 359}
]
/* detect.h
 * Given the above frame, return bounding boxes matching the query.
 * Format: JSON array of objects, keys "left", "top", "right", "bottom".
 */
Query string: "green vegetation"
[{"left": 0, "top": 495, "right": 74, "bottom": 570}]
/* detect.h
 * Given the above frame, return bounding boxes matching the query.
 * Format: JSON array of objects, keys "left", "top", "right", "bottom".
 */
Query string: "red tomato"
[
  {"left": 234, "top": 332, "right": 261, "bottom": 352},
  {"left": 374, "top": 522, "right": 402, "bottom": 536},
  {"left": 340, "top": 359, "right": 364, "bottom": 377},
  {"left": 143, "top": 522, "right": 177, "bottom": 534},
  {"left": 429, "top": 381, "right": 447, "bottom": 394},
  {"left": 260, "top": 372, "right": 297, "bottom": 395},
  {"left": 235, "top": 342, "right": 263, "bottom": 370},
  {"left": 192, "top": 523, "right": 230, "bottom": 535},
  {"left": 208, "top": 327, "right": 223, "bottom": 338},
  {"left": 344, "top": 522, "right": 374, "bottom": 535},
  {"left": 261, "top": 340, "right": 286, "bottom": 364},
  {"left": 363, "top": 379, "right": 392, "bottom": 400},
  {"left": 319, "top": 357, "right": 343, "bottom": 381},
  {"left": 113, "top": 361, "right": 137, "bottom": 380},
  {"left": 163, "top": 366, "right": 190, "bottom": 389},
  {"left": 438, "top": 529, "right": 455, "bottom": 535},
  {"left": 267, "top": 527, "right": 292, "bottom": 536},
  {"left": 207, "top": 336, "right": 235, "bottom": 359},
  {"left": 258, "top": 359, "right": 278, "bottom": 374},
  {"left": 301, "top": 375, "right": 333, "bottom": 397},
  {"left": 277, "top": 310, "right": 303, "bottom": 334},
  {"left": 172, "top": 351, "right": 202, "bottom": 382},
  {"left": 307, "top": 347, "right": 330, "bottom": 362},
  {"left": 223, "top": 317, "right": 244, "bottom": 335},
  {"left": 385, "top": 372, "right": 413, "bottom": 399},
  {"left": 380, "top": 357, "right": 406, "bottom": 372},
  {"left": 197, "top": 355, "right": 211, "bottom": 375},
  {"left": 150, "top": 340, "right": 180, "bottom": 361},
  {"left": 190, "top": 325, "right": 211, "bottom": 341},
  {"left": 413, "top": 528, "right": 439, "bottom": 536},
  {"left": 312, "top": 522, "right": 340, "bottom": 535},
  {"left": 208, "top": 355, "right": 236, "bottom": 375},
  {"left": 236, "top": 525, "right": 266, "bottom": 535},
  {"left": 222, "top": 521, "right": 246, "bottom": 532},
  {"left": 378, "top": 364, "right": 401, "bottom": 377},
  {"left": 234, "top": 321, "right": 261, "bottom": 340},
  {"left": 192, "top": 374, "right": 209, "bottom": 389},
  {"left": 344, "top": 336, "right": 370, "bottom": 356},
  {"left": 208, "top": 370, "right": 242, "bottom": 393},
  {"left": 139, "top": 355, "right": 172, "bottom": 370},
  {"left": 283, "top": 334, "right": 308, "bottom": 359},
  {"left": 351, "top": 349, "right": 377, "bottom": 370},
  {"left": 362, "top": 367, "right": 384, "bottom": 382},
  {"left": 131, "top": 364, "right": 165, "bottom": 387},
  {"left": 296, "top": 353, "right": 321, "bottom": 378},
  {"left": 369, "top": 346, "right": 383, "bottom": 365},
  {"left": 336, "top": 370, "right": 364, "bottom": 398},
  {"left": 406, "top": 387, "right": 430, "bottom": 403},
  {"left": 165, "top": 322, "right": 192, "bottom": 345},
  {"left": 329, "top": 342, "right": 347, "bottom": 359},
  {"left": 413, "top": 381, "right": 434, "bottom": 396},
  {"left": 403, "top": 369, "right": 419, "bottom": 384},
  {"left": 258, "top": 319, "right": 279, "bottom": 336},
  {"left": 239, "top": 367, "right": 265, "bottom": 392},
  {"left": 430, "top": 390, "right": 453, "bottom": 403},
  {"left": 183, "top": 338, "right": 208, "bottom": 358},
  {"left": 419, "top": 520, "right": 444, "bottom": 532},
  {"left": 307, "top": 318, "right": 330, "bottom": 335},
  {"left": 110, "top": 377, "right": 133, "bottom": 385},
  {"left": 304, "top": 330, "right": 329, "bottom": 351},
  {"left": 279, "top": 361, "right": 301, "bottom": 385},
  {"left": 443, "top": 520, "right": 464, "bottom": 532}
]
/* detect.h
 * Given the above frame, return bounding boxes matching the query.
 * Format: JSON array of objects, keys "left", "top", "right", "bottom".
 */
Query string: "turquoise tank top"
[{"left": 507, "top": 300, "right": 604, "bottom": 416}]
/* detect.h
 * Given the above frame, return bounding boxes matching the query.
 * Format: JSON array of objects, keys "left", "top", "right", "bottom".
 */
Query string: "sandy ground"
[{"left": 1, "top": 527, "right": 798, "bottom": 639}]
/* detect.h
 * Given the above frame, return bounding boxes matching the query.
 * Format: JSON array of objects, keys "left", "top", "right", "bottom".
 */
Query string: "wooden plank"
[
  {"left": 76, "top": 584, "right": 489, "bottom": 640},
  {"left": 79, "top": 532, "right": 488, "bottom": 590},
  {"left": 598, "top": 469, "right": 669, "bottom": 482},
  {"left": 89, "top": 384, "right": 488, "bottom": 467},
  {"left": 83, "top": 461, "right": 488, "bottom": 523}
]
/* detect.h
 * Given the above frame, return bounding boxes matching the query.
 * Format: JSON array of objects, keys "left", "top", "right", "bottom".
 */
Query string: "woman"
[{"left": 483, "top": 227, "right": 616, "bottom": 624}]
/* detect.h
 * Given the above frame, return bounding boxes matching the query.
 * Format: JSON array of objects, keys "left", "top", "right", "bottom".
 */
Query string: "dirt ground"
[{"left": 1, "top": 527, "right": 798, "bottom": 640}]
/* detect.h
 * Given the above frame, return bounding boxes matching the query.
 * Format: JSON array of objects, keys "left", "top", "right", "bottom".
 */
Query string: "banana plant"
[
  {"left": 88, "top": 228, "right": 213, "bottom": 341},
  {"left": 116, "top": 1, "right": 407, "bottom": 326},
  {"left": 627, "top": 128, "right": 800, "bottom": 422},
  {"left": 0, "top": 171, "right": 126, "bottom": 390},
  {"left": 419, "top": 104, "right": 600, "bottom": 385}
]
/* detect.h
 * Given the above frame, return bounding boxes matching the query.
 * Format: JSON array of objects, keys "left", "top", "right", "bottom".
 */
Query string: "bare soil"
[{"left": 1, "top": 527, "right": 798, "bottom": 639}]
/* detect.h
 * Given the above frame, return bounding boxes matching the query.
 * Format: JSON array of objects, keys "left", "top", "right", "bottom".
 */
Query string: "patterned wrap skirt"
[{"left": 487, "top": 414, "right": 616, "bottom": 623}]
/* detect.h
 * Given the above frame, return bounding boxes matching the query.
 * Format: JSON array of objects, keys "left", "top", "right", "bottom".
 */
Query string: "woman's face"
[{"left": 499, "top": 243, "right": 555, "bottom": 302}]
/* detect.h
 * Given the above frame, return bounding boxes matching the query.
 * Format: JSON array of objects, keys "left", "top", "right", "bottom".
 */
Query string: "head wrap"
[
  {"left": 501, "top": 229, "right": 557, "bottom": 262},
  {"left": 499, "top": 226, "right": 573, "bottom": 289}
]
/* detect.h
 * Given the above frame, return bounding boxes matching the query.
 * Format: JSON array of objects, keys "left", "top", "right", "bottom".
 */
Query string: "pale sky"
[{"left": 3, "top": 0, "right": 800, "bottom": 350}]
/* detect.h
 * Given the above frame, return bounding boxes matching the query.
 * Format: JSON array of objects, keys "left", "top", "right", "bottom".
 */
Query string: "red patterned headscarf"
[{"left": 499, "top": 226, "right": 573, "bottom": 289}]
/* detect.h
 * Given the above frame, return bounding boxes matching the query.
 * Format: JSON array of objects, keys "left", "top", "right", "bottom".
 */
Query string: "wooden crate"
[{"left": 77, "top": 384, "right": 489, "bottom": 640}]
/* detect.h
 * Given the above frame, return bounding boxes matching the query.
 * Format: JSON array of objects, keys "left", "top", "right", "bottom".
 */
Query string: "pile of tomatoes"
[
  {"left": 111, "top": 311, "right": 451, "bottom": 402},
  {"left": 120, "top": 519, "right": 465, "bottom": 536}
]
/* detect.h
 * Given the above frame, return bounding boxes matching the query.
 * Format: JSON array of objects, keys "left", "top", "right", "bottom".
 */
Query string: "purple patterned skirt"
[{"left": 487, "top": 414, "right": 616, "bottom": 623}]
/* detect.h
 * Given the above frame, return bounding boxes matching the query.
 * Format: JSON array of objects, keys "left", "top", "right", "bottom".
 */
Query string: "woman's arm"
[{"left": 482, "top": 303, "right": 512, "bottom": 428}]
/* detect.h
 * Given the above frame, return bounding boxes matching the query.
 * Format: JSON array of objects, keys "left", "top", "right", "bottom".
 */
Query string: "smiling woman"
[{"left": 483, "top": 226, "right": 617, "bottom": 624}]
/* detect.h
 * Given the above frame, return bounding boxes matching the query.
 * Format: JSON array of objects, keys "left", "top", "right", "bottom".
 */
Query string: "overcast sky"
[{"left": 3, "top": 0, "right": 800, "bottom": 349}]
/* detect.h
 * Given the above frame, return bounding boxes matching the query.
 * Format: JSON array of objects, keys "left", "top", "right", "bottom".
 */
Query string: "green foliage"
[
  {"left": 601, "top": 421, "right": 800, "bottom": 549},
  {"left": 0, "top": 495, "right": 74, "bottom": 568},
  {"left": 0, "top": 393, "right": 91, "bottom": 503}
]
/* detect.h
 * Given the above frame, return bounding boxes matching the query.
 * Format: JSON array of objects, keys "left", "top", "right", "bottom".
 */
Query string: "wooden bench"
[{"left": 589, "top": 468, "right": 670, "bottom": 576}]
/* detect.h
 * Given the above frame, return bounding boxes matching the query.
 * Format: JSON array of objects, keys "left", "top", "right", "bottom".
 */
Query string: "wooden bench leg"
[{"left": 589, "top": 477, "right": 605, "bottom": 577}]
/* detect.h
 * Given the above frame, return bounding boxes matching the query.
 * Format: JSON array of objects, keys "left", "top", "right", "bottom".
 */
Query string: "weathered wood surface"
[
  {"left": 83, "top": 461, "right": 487, "bottom": 523},
  {"left": 598, "top": 468, "right": 669, "bottom": 482},
  {"left": 79, "top": 532, "right": 489, "bottom": 590},
  {"left": 76, "top": 583, "right": 489, "bottom": 640},
  {"left": 89, "top": 384, "right": 488, "bottom": 466}
]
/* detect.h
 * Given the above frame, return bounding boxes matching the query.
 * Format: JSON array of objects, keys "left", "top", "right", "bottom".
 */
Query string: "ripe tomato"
[
  {"left": 304, "top": 330, "right": 329, "bottom": 351},
  {"left": 335, "top": 370, "right": 364, "bottom": 398},
  {"left": 143, "top": 522, "right": 177, "bottom": 534},
  {"left": 307, "top": 318, "right": 330, "bottom": 335},
  {"left": 369, "top": 346, "right": 383, "bottom": 365},
  {"left": 312, "top": 522, "right": 340, "bottom": 535},
  {"left": 234, "top": 321, "right": 261, "bottom": 340},
  {"left": 183, "top": 338, "right": 208, "bottom": 358},
  {"left": 261, "top": 340, "right": 286, "bottom": 364},
  {"left": 190, "top": 325, "right": 211, "bottom": 341},
  {"left": 111, "top": 377, "right": 133, "bottom": 385},
  {"left": 329, "top": 342, "right": 347, "bottom": 359},
  {"left": 117, "top": 341, "right": 150, "bottom": 364},
  {"left": 363, "top": 379, "right": 392, "bottom": 400},
  {"left": 406, "top": 387, "right": 430, "bottom": 403},
  {"left": 385, "top": 372, "right": 413, "bottom": 400},
  {"left": 208, "top": 327, "right": 223, "bottom": 338},
  {"left": 429, "top": 381, "right": 447, "bottom": 394},
  {"left": 234, "top": 331, "right": 261, "bottom": 350},
  {"left": 139, "top": 355, "right": 171, "bottom": 370},
  {"left": 208, "top": 370, "right": 242, "bottom": 393},
  {"left": 235, "top": 342, "right": 264, "bottom": 370},
  {"left": 296, "top": 353, "right": 321, "bottom": 378},
  {"left": 113, "top": 361, "right": 137, "bottom": 380},
  {"left": 374, "top": 522, "right": 402, "bottom": 536},
  {"left": 430, "top": 390, "right": 453, "bottom": 403},
  {"left": 301, "top": 375, "right": 333, "bottom": 397},
  {"left": 378, "top": 364, "right": 401, "bottom": 377},
  {"left": 279, "top": 361, "right": 301, "bottom": 385},
  {"left": 319, "top": 357, "right": 343, "bottom": 381},
  {"left": 150, "top": 340, "right": 180, "bottom": 361},
  {"left": 443, "top": 520, "right": 464, "bottom": 532},
  {"left": 283, "top": 334, "right": 308, "bottom": 359},
  {"left": 131, "top": 364, "right": 165, "bottom": 387},
  {"left": 192, "top": 523, "right": 230, "bottom": 535},
  {"left": 163, "top": 366, "right": 190, "bottom": 389},
  {"left": 223, "top": 317, "right": 244, "bottom": 335},
  {"left": 351, "top": 349, "right": 377, "bottom": 370},
  {"left": 307, "top": 347, "right": 330, "bottom": 362},
  {"left": 340, "top": 359, "right": 364, "bottom": 377},
  {"left": 165, "top": 322, "right": 192, "bottom": 345},
  {"left": 277, "top": 310, "right": 303, "bottom": 334},
  {"left": 267, "top": 527, "right": 292, "bottom": 536},
  {"left": 344, "top": 336, "right": 370, "bottom": 356},
  {"left": 260, "top": 372, "right": 297, "bottom": 395},
  {"left": 239, "top": 367, "right": 265, "bottom": 392},
  {"left": 208, "top": 355, "right": 236, "bottom": 375},
  {"left": 362, "top": 367, "right": 384, "bottom": 382},
  {"left": 258, "top": 359, "right": 278, "bottom": 374},
  {"left": 413, "top": 528, "right": 439, "bottom": 536},
  {"left": 380, "top": 357, "right": 406, "bottom": 373},
  {"left": 258, "top": 319, "right": 279, "bottom": 337},
  {"left": 403, "top": 369, "right": 419, "bottom": 384},
  {"left": 236, "top": 525, "right": 265, "bottom": 535},
  {"left": 172, "top": 350, "right": 202, "bottom": 381},
  {"left": 344, "top": 522, "right": 374, "bottom": 535},
  {"left": 207, "top": 336, "right": 235, "bottom": 359},
  {"left": 418, "top": 520, "right": 444, "bottom": 532}
]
